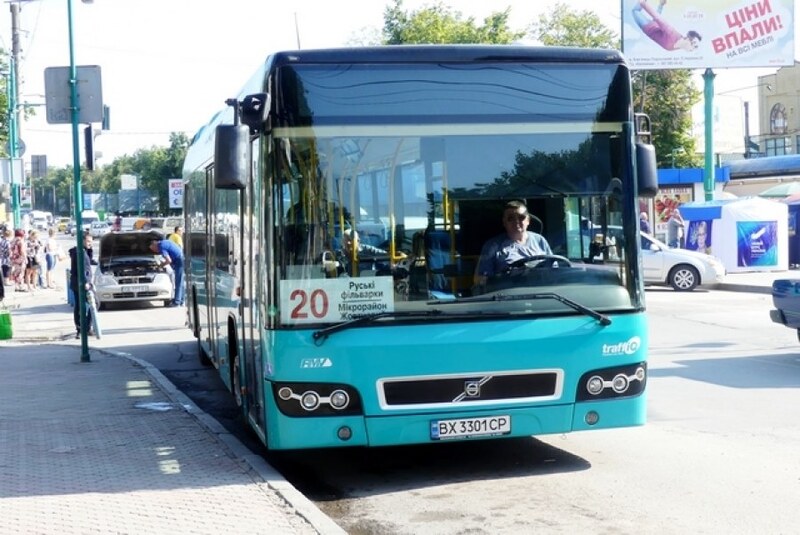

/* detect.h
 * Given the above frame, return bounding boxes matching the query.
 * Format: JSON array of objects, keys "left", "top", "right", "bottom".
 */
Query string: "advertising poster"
[
  {"left": 652, "top": 188, "right": 692, "bottom": 241},
  {"left": 687, "top": 219, "right": 714, "bottom": 254},
  {"left": 622, "top": 0, "right": 795, "bottom": 70},
  {"left": 737, "top": 220, "right": 777, "bottom": 266}
]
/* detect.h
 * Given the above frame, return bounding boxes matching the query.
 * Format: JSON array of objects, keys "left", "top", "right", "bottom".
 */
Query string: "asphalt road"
[{"left": 104, "top": 286, "right": 800, "bottom": 534}]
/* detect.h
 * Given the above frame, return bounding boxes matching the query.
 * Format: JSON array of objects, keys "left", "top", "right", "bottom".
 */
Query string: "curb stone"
[{"left": 112, "top": 349, "right": 347, "bottom": 535}]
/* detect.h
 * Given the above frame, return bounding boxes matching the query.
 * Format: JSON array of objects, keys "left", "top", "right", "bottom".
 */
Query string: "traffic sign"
[
  {"left": 44, "top": 65, "right": 104, "bottom": 124},
  {"left": 6, "top": 138, "right": 25, "bottom": 157}
]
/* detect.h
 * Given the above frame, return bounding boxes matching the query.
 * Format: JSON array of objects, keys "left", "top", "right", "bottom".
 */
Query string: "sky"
[{"left": 0, "top": 0, "right": 787, "bottom": 169}]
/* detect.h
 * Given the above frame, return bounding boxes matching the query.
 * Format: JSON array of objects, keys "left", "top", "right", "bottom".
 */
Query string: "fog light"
[
  {"left": 337, "top": 426, "right": 352, "bottom": 441},
  {"left": 585, "top": 411, "right": 600, "bottom": 425},
  {"left": 611, "top": 374, "right": 629, "bottom": 393},
  {"left": 278, "top": 387, "right": 293, "bottom": 401},
  {"left": 300, "top": 391, "right": 320, "bottom": 411},
  {"left": 329, "top": 389, "right": 350, "bottom": 410},
  {"left": 634, "top": 367, "right": 645, "bottom": 381},
  {"left": 587, "top": 375, "right": 604, "bottom": 395}
]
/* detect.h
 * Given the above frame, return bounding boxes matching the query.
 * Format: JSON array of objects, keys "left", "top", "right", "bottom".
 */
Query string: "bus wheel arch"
[
  {"left": 192, "top": 287, "right": 212, "bottom": 367},
  {"left": 227, "top": 316, "right": 243, "bottom": 408}
]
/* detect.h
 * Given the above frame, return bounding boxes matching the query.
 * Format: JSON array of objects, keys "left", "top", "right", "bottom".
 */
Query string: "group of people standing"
[
  {"left": 639, "top": 208, "right": 686, "bottom": 249},
  {"left": 0, "top": 226, "right": 64, "bottom": 301}
]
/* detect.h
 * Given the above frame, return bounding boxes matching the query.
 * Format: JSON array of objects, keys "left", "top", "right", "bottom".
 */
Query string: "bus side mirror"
[
  {"left": 636, "top": 142, "right": 658, "bottom": 197},
  {"left": 214, "top": 124, "right": 250, "bottom": 190},
  {"left": 241, "top": 93, "right": 270, "bottom": 134},
  {"left": 633, "top": 112, "right": 658, "bottom": 197}
]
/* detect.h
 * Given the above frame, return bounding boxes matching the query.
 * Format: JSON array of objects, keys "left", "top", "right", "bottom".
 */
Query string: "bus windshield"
[{"left": 273, "top": 61, "right": 638, "bottom": 327}]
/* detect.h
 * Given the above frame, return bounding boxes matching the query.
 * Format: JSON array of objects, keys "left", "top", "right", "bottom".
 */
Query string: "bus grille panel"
[{"left": 382, "top": 372, "right": 559, "bottom": 406}]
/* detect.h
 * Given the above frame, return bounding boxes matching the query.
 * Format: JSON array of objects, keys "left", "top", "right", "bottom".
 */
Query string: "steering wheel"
[{"left": 508, "top": 254, "right": 572, "bottom": 270}]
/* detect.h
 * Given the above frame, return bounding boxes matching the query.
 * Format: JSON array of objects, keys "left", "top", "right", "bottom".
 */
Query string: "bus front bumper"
[{"left": 266, "top": 395, "right": 646, "bottom": 450}]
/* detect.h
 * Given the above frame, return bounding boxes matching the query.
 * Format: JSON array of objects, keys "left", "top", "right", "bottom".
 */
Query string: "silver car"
[
  {"left": 93, "top": 230, "right": 174, "bottom": 309},
  {"left": 641, "top": 232, "right": 726, "bottom": 291}
]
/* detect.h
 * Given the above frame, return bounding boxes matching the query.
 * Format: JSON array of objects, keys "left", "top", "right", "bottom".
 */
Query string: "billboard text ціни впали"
[{"left": 622, "top": 0, "right": 794, "bottom": 70}]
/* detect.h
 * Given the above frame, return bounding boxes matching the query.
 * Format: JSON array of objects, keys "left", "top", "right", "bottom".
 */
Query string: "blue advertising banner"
[
  {"left": 687, "top": 219, "right": 713, "bottom": 254},
  {"left": 737, "top": 220, "right": 777, "bottom": 266}
]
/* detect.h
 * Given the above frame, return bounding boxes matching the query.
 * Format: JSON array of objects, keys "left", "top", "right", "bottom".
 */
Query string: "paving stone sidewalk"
[{"left": 0, "top": 282, "right": 345, "bottom": 534}]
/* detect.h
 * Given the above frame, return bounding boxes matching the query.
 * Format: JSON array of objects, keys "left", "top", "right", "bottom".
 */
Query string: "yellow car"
[{"left": 57, "top": 217, "right": 71, "bottom": 232}]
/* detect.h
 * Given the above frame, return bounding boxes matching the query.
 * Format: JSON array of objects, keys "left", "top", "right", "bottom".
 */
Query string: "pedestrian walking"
[{"left": 43, "top": 227, "right": 64, "bottom": 289}]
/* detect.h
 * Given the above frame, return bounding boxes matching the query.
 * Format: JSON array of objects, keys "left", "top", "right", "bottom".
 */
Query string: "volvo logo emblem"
[
  {"left": 452, "top": 375, "right": 494, "bottom": 402},
  {"left": 464, "top": 380, "right": 481, "bottom": 398}
]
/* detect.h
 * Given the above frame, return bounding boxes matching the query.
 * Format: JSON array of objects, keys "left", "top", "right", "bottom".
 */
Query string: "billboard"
[
  {"left": 622, "top": 0, "right": 794, "bottom": 70},
  {"left": 168, "top": 179, "right": 183, "bottom": 209}
]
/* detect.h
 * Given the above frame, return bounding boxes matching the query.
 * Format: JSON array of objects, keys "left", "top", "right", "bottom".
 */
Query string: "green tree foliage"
[
  {"left": 633, "top": 70, "right": 700, "bottom": 168},
  {"left": 36, "top": 132, "right": 189, "bottom": 215},
  {"left": 530, "top": 3, "right": 617, "bottom": 49},
  {"left": 382, "top": 0, "right": 524, "bottom": 45},
  {"left": 532, "top": 3, "right": 701, "bottom": 168}
]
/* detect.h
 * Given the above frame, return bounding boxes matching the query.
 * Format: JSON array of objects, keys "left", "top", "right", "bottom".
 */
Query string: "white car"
[
  {"left": 92, "top": 230, "right": 174, "bottom": 309},
  {"left": 89, "top": 220, "right": 112, "bottom": 238},
  {"left": 641, "top": 232, "right": 725, "bottom": 291}
]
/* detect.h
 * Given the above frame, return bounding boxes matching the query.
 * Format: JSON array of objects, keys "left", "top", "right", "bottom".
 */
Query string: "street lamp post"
[
  {"left": 68, "top": 0, "right": 91, "bottom": 362},
  {"left": 2, "top": 59, "right": 21, "bottom": 228}
]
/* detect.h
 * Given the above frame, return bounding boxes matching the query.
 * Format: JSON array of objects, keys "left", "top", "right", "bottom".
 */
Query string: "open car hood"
[{"left": 98, "top": 230, "right": 164, "bottom": 266}]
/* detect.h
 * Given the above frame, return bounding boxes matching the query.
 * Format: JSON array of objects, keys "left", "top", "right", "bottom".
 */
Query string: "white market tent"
[{"left": 679, "top": 196, "right": 788, "bottom": 273}]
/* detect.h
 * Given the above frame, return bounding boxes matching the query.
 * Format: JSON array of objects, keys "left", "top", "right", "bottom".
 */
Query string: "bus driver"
[{"left": 474, "top": 200, "right": 552, "bottom": 286}]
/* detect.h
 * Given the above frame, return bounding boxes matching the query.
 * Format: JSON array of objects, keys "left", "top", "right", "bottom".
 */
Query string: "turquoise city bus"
[{"left": 183, "top": 46, "right": 658, "bottom": 450}]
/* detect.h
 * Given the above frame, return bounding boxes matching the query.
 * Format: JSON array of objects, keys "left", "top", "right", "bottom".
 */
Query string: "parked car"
[
  {"left": 770, "top": 279, "right": 800, "bottom": 339},
  {"left": 120, "top": 216, "right": 151, "bottom": 231},
  {"left": 92, "top": 230, "right": 174, "bottom": 310},
  {"left": 641, "top": 232, "right": 725, "bottom": 291},
  {"left": 90, "top": 220, "right": 113, "bottom": 238},
  {"left": 57, "top": 217, "right": 71, "bottom": 232}
]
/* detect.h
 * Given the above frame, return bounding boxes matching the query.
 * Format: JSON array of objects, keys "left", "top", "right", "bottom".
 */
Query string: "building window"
[
  {"left": 770, "top": 103, "right": 788, "bottom": 134},
  {"left": 766, "top": 137, "right": 792, "bottom": 156}
]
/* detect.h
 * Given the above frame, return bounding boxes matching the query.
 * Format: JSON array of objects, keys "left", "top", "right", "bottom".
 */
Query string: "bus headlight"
[
  {"left": 577, "top": 362, "right": 647, "bottom": 401},
  {"left": 329, "top": 389, "right": 350, "bottom": 410},
  {"left": 586, "top": 376, "right": 605, "bottom": 396},
  {"left": 300, "top": 391, "right": 320, "bottom": 411},
  {"left": 272, "top": 382, "right": 362, "bottom": 417},
  {"left": 611, "top": 374, "right": 629, "bottom": 393}
]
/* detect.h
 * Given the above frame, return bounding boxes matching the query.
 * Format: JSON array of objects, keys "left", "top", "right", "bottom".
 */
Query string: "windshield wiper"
[
  {"left": 436, "top": 292, "right": 611, "bottom": 326},
  {"left": 312, "top": 310, "right": 444, "bottom": 343}
]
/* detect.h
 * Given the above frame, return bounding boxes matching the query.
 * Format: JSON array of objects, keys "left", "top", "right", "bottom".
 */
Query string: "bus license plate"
[{"left": 430, "top": 415, "right": 511, "bottom": 440}]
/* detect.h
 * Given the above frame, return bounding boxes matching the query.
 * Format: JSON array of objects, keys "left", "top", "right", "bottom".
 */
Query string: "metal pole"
[
  {"left": 67, "top": 0, "right": 90, "bottom": 362},
  {"left": 703, "top": 68, "right": 715, "bottom": 201},
  {"left": 9, "top": 3, "right": 21, "bottom": 228}
]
